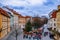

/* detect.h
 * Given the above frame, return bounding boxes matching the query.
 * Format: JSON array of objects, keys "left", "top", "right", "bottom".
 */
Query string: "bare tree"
[{"left": 32, "top": 16, "right": 44, "bottom": 29}]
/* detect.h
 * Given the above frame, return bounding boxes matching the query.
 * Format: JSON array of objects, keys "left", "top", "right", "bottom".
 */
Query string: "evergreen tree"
[{"left": 25, "top": 20, "right": 32, "bottom": 32}]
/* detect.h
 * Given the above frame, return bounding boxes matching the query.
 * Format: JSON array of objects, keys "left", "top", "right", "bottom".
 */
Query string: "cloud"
[
  {"left": 0, "top": 0, "right": 60, "bottom": 18},
  {"left": 0, "top": 0, "right": 47, "bottom": 6},
  {"left": 1, "top": 0, "right": 27, "bottom": 6},
  {"left": 26, "top": 0, "right": 47, "bottom": 5}
]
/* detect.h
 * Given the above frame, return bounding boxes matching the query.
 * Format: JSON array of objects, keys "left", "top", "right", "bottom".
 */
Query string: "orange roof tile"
[
  {"left": 0, "top": 8, "right": 10, "bottom": 18},
  {"left": 19, "top": 15, "right": 25, "bottom": 18},
  {"left": 25, "top": 16, "right": 31, "bottom": 18},
  {"left": 51, "top": 11, "right": 57, "bottom": 18},
  {"left": 10, "top": 9, "right": 20, "bottom": 15},
  {"left": 51, "top": 9, "right": 60, "bottom": 18},
  {"left": 4, "top": 6, "right": 20, "bottom": 15}
]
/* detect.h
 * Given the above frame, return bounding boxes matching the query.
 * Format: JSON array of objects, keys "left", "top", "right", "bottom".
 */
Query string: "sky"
[{"left": 0, "top": 0, "right": 60, "bottom": 17}]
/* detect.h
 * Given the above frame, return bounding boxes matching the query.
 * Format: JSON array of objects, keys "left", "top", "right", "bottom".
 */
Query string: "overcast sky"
[{"left": 0, "top": 0, "right": 60, "bottom": 17}]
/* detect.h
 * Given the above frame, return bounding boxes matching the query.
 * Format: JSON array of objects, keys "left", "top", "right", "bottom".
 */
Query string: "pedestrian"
[
  {"left": 44, "top": 32, "right": 47, "bottom": 37},
  {"left": 29, "top": 34, "right": 31, "bottom": 40},
  {"left": 30, "top": 32, "right": 33, "bottom": 37},
  {"left": 49, "top": 34, "right": 54, "bottom": 39},
  {"left": 28, "top": 33, "right": 31, "bottom": 39},
  {"left": 33, "top": 33, "right": 36, "bottom": 40},
  {"left": 26, "top": 34, "right": 28, "bottom": 38},
  {"left": 23, "top": 34, "right": 26, "bottom": 39},
  {"left": 38, "top": 34, "right": 41, "bottom": 40},
  {"left": 23, "top": 32, "right": 26, "bottom": 39}
]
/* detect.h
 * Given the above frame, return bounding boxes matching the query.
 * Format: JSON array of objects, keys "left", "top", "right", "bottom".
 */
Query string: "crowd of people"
[
  {"left": 23, "top": 31, "right": 42, "bottom": 40},
  {"left": 22, "top": 28, "right": 55, "bottom": 40}
]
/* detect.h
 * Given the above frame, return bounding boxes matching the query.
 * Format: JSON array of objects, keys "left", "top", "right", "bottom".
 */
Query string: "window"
[
  {"left": 54, "top": 28, "right": 56, "bottom": 30},
  {"left": 54, "top": 23, "right": 56, "bottom": 26},
  {"left": 51, "top": 24, "right": 52, "bottom": 26},
  {"left": 54, "top": 18, "right": 56, "bottom": 21}
]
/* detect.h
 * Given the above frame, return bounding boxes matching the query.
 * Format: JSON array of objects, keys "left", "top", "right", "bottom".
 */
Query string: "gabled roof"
[
  {"left": 50, "top": 9, "right": 60, "bottom": 18},
  {"left": 2, "top": 7, "right": 14, "bottom": 17},
  {"left": 0, "top": 8, "right": 10, "bottom": 18},
  {"left": 10, "top": 9, "right": 20, "bottom": 15},
  {"left": 19, "top": 15, "right": 25, "bottom": 18},
  {"left": 4, "top": 6, "right": 20, "bottom": 15},
  {"left": 51, "top": 10, "right": 57, "bottom": 18}
]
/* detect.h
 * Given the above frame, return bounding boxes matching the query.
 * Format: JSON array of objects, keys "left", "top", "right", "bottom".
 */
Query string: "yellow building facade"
[
  {"left": 56, "top": 5, "right": 60, "bottom": 32},
  {"left": 49, "top": 5, "right": 60, "bottom": 40},
  {"left": 0, "top": 8, "right": 10, "bottom": 39},
  {"left": 56, "top": 11, "right": 60, "bottom": 31},
  {"left": 19, "top": 15, "right": 26, "bottom": 29}
]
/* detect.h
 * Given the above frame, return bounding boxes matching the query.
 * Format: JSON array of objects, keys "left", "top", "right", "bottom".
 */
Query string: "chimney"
[{"left": 58, "top": 5, "right": 60, "bottom": 10}]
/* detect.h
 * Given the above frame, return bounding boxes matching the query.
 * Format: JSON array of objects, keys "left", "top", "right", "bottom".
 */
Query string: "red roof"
[
  {"left": 9, "top": 9, "right": 20, "bottom": 15},
  {"left": 25, "top": 16, "right": 31, "bottom": 18},
  {"left": 51, "top": 10, "right": 57, "bottom": 18},
  {"left": 19, "top": 15, "right": 31, "bottom": 19},
  {"left": 19, "top": 15, "right": 25, "bottom": 18},
  {"left": 4, "top": 6, "right": 20, "bottom": 15},
  {"left": 0, "top": 8, "right": 10, "bottom": 18}
]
